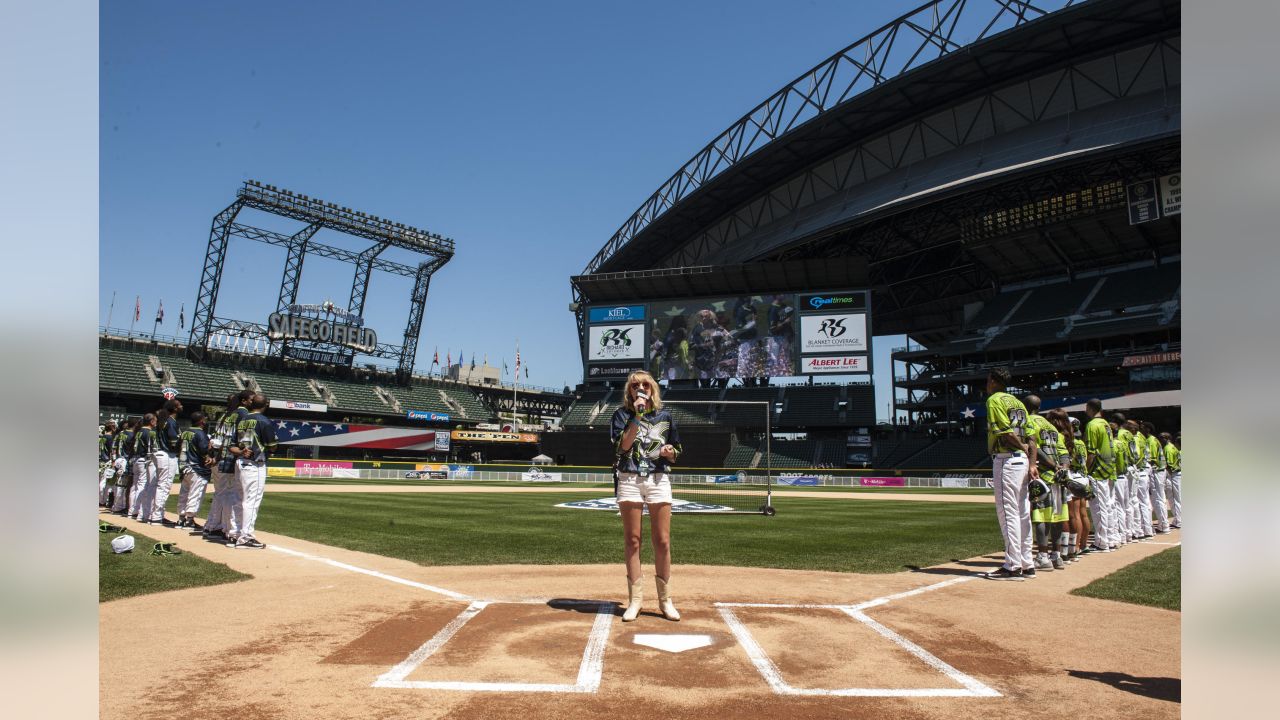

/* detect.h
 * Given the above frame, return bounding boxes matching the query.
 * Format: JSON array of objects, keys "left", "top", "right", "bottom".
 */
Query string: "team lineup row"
[
  {"left": 98, "top": 390, "right": 279, "bottom": 549},
  {"left": 983, "top": 367, "right": 1182, "bottom": 581}
]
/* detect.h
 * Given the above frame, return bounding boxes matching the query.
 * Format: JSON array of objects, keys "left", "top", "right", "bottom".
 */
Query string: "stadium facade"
[{"left": 561, "top": 0, "right": 1180, "bottom": 471}]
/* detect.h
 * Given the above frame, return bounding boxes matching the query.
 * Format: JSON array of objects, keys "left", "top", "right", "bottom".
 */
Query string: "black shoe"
[
  {"left": 1022, "top": 568, "right": 1037, "bottom": 579},
  {"left": 236, "top": 538, "right": 266, "bottom": 549},
  {"left": 188, "top": 521, "right": 203, "bottom": 531},
  {"left": 982, "top": 567, "right": 1024, "bottom": 581}
]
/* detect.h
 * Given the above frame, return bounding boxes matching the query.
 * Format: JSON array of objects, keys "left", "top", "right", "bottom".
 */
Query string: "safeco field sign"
[{"left": 801, "top": 355, "right": 868, "bottom": 373}]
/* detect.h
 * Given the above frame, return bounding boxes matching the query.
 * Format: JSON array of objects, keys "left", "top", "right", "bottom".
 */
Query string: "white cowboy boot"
[
  {"left": 656, "top": 576, "right": 680, "bottom": 621},
  {"left": 622, "top": 577, "right": 643, "bottom": 622}
]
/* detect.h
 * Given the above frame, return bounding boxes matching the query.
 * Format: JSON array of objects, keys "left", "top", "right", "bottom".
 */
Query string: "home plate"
[{"left": 633, "top": 634, "right": 714, "bottom": 653}]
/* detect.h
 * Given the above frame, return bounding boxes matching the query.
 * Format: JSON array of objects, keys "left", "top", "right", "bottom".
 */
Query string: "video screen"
[{"left": 648, "top": 295, "right": 796, "bottom": 380}]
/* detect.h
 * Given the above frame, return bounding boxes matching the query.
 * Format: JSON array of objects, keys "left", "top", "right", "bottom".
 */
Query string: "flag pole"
[
  {"left": 105, "top": 291, "right": 116, "bottom": 330},
  {"left": 129, "top": 296, "right": 139, "bottom": 335},
  {"left": 513, "top": 339, "right": 519, "bottom": 428},
  {"left": 151, "top": 299, "right": 162, "bottom": 339}
]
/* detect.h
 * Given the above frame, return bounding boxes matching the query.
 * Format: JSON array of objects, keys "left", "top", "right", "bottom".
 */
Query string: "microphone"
[{"left": 635, "top": 391, "right": 649, "bottom": 413}]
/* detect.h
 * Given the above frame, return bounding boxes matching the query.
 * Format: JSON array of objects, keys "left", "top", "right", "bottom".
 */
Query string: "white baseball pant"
[
  {"left": 1167, "top": 470, "right": 1182, "bottom": 527},
  {"left": 992, "top": 453, "right": 1032, "bottom": 571},
  {"left": 176, "top": 466, "right": 211, "bottom": 517},
  {"left": 1131, "top": 466, "right": 1153, "bottom": 536},
  {"left": 231, "top": 459, "right": 267, "bottom": 541},
  {"left": 1110, "top": 472, "right": 1130, "bottom": 546},
  {"left": 149, "top": 452, "right": 178, "bottom": 522},
  {"left": 110, "top": 458, "right": 130, "bottom": 512},
  {"left": 208, "top": 465, "right": 239, "bottom": 536},
  {"left": 1149, "top": 467, "right": 1168, "bottom": 531},
  {"left": 130, "top": 457, "right": 154, "bottom": 519},
  {"left": 99, "top": 463, "right": 112, "bottom": 505},
  {"left": 1088, "top": 476, "right": 1113, "bottom": 550}
]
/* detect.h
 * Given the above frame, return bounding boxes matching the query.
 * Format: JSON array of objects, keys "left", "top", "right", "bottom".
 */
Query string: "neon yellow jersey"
[
  {"left": 986, "top": 392, "right": 1029, "bottom": 454},
  {"left": 1149, "top": 435, "right": 1165, "bottom": 469},
  {"left": 1026, "top": 414, "right": 1065, "bottom": 470},
  {"left": 1165, "top": 443, "right": 1180, "bottom": 471},
  {"left": 1086, "top": 417, "right": 1116, "bottom": 479},
  {"left": 1072, "top": 438, "right": 1087, "bottom": 473},
  {"left": 1114, "top": 428, "right": 1133, "bottom": 468}
]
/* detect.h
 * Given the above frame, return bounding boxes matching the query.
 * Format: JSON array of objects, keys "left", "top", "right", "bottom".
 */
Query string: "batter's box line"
[{"left": 372, "top": 600, "right": 614, "bottom": 693}]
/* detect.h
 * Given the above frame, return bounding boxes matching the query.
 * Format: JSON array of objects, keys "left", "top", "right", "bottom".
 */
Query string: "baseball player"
[
  {"left": 1108, "top": 414, "right": 1131, "bottom": 547},
  {"left": 225, "top": 393, "right": 277, "bottom": 549},
  {"left": 982, "top": 368, "right": 1036, "bottom": 581},
  {"left": 110, "top": 419, "right": 137, "bottom": 514},
  {"left": 1024, "top": 398, "right": 1069, "bottom": 571},
  {"left": 148, "top": 400, "right": 183, "bottom": 526},
  {"left": 203, "top": 392, "right": 251, "bottom": 543},
  {"left": 1165, "top": 433, "right": 1181, "bottom": 528},
  {"left": 1121, "top": 419, "right": 1154, "bottom": 539},
  {"left": 1143, "top": 421, "right": 1170, "bottom": 533},
  {"left": 1083, "top": 399, "right": 1117, "bottom": 552},
  {"left": 98, "top": 422, "right": 117, "bottom": 507},
  {"left": 130, "top": 414, "right": 158, "bottom": 521},
  {"left": 1066, "top": 416, "right": 1090, "bottom": 559},
  {"left": 174, "top": 411, "right": 212, "bottom": 530}
]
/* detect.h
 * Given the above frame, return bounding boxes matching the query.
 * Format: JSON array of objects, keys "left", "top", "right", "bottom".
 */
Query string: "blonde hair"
[{"left": 622, "top": 370, "right": 663, "bottom": 413}]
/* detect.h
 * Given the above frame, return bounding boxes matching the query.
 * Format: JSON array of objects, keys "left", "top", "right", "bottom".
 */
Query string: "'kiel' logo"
[
  {"left": 599, "top": 329, "right": 632, "bottom": 347},
  {"left": 817, "top": 318, "right": 846, "bottom": 337}
]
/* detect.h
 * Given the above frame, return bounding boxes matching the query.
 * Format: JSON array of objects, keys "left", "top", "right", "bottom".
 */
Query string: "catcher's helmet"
[{"left": 1028, "top": 477, "right": 1051, "bottom": 508}]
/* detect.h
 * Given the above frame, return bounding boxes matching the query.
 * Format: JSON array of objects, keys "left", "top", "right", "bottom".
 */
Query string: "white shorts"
[{"left": 616, "top": 472, "right": 673, "bottom": 505}]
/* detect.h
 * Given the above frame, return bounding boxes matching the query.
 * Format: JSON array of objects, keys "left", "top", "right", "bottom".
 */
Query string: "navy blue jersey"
[
  {"left": 610, "top": 406, "right": 682, "bottom": 474},
  {"left": 136, "top": 427, "right": 158, "bottom": 456},
  {"left": 235, "top": 412, "right": 278, "bottom": 463},
  {"left": 181, "top": 428, "right": 212, "bottom": 477},
  {"left": 121, "top": 430, "right": 137, "bottom": 459},
  {"left": 214, "top": 407, "right": 249, "bottom": 472},
  {"left": 160, "top": 416, "right": 181, "bottom": 456},
  {"left": 99, "top": 433, "right": 113, "bottom": 462}
]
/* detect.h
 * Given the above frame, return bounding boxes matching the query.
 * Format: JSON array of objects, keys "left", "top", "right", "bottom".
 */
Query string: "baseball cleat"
[{"left": 982, "top": 567, "right": 1023, "bottom": 581}]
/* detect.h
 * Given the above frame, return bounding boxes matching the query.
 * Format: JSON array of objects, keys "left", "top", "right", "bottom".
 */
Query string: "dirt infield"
[
  {"left": 100, "top": 512, "right": 1179, "bottom": 720},
  {"left": 263, "top": 484, "right": 996, "bottom": 503}
]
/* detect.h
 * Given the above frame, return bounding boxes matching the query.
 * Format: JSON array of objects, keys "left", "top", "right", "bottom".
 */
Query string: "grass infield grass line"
[
  {"left": 249, "top": 491, "right": 1005, "bottom": 574},
  {"left": 99, "top": 527, "right": 252, "bottom": 602},
  {"left": 1070, "top": 546, "right": 1181, "bottom": 611}
]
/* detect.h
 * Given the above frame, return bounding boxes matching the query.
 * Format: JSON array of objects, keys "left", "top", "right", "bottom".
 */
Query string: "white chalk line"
[
  {"left": 717, "top": 576, "right": 1000, "bottom": 698},
  {"left": 373, "top": 601, "right": 614, "bottom": 693},
  {"left": 269, "top": 544, "right": 473, "bottom": 601},
  {"left": 268, "top": 540, "right": 993, "bottom": 698}
]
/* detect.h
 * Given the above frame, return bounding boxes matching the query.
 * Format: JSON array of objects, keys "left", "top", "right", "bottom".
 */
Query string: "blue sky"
[{"left": 100, "top": 0, "right": 913, "bottom": 418}]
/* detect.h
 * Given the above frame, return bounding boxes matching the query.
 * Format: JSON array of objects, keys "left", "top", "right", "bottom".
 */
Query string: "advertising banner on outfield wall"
[
  {"left": 270, "top": 399, "right": 329, "bottom": 413},
  {"left": 587, "top": 323, "right": 645, "bottom": 362},
  {"left": 406, "top": 409, "right": 450, "bottom": 422},
  {"left": 800, "top": 313, "right": 867, "bottom": 353},
  {"left": 451, "top": 430, "right": 539, "bottom": 443},
  {"left": 860, "top": 477, "right": 905, "bottom": 487},
  {"left": 295, "top": 460, "right": 357, "bottom": 478},
  {"left": 587, "top": 362, "right": 644, "bottom": 379}
]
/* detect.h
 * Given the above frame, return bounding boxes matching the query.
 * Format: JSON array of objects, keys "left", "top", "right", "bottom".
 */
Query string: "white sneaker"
[{"left": 1034, "top": 555, "right": 1052, "bottom": 570}]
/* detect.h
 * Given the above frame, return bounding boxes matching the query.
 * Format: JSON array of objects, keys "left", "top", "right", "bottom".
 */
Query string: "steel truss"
[
  {"left": 583, "top": 0, "right": 1082, "bottom": 276},
  {"left": 187, "top": 181, "right": 455, "bottom": 380}
]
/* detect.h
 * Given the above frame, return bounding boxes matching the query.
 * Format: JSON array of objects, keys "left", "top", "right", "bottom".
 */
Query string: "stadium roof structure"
[{"left": 577, "top": 0, "right": 1180, "bottom": 337}]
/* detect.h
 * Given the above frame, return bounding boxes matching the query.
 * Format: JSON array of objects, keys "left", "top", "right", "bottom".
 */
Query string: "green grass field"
[
  {"left": 99, "top": 526, "right": 252, "bottom": 602},
  {"left": 265, "top": 476, "right": 993, "bottom": 494},
  {"left": 1070, "top": 546, "right": 1180, "bottom": 610},
  {"left": 249, "top": 491, "right": 1003, "bottom": 573}
]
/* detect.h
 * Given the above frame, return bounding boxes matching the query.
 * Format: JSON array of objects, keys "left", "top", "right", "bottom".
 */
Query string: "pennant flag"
[
  {"left": 470, "top": 353, "right": 476, "bottom": 369},
  {"left": 514, "top": 342, "right": 521, "bottom": 377},
  {"left": 447, "top": 350, "right": 452, "bottom": 367},
  {"left": 179, "top": 304, "right": 185, "bottom": 330},
  {"left": 134, "top": 296, "right": 141, "bottom": 322},
  {"left": 432, "top": 347, "right": 440, "bottom": 366},
  {"left": 525, "top": 365, "right": 529, "bottom": 379},
  {"left": 155, "top": 300, "right": 164, "bottom": 324}
]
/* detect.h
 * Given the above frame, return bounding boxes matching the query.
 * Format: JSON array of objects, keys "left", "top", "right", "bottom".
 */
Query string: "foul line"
[
  {"left": 269, "top": 545, "right": 472, "bottom": 601},
  {"left": 373, "top": 601, "right": 614, "bottom": 693},
  {"left": 714, "top": 575, "right": 975, "bottom": 611}
]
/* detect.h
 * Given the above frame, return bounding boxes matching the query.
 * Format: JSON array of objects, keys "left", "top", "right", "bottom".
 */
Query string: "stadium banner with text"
[
  {"left": 799, "top": 293, "right": 868, "bottom": 312},
  {"left": 800, "top": 354, "right": 868, "bottom": 374},
  {"left": 860, "top": 476, "right": 906, "bottom": 487},
  {"left": 587, "top": 323, "right": 645, "bottom": 362},
  {"left": 799, "top": 313, "right": 867, "bottom": 353},
  {"left": 1122, "top": 351, "right": 1181, "bottom": 367},
  {"left": 269, "top": 399, "right": 329, "bottom": 413},
  {"left": 1159, "top": 173, "right": 1181, "bottom": 217},
  {"left": 451, "top": 429, "right": 539, "bottom": 443},
  {"left": 587, "top": 362, "right": 644, "bottom": 379},
  {"left": 406, "top": 409, "right": 450, "bottom": 422},
  {"left": 295, "top": 460, "right": 358, "bottom": 478},
  {"left": 588, "top": 305, "right": 646, "bottom": 323}
]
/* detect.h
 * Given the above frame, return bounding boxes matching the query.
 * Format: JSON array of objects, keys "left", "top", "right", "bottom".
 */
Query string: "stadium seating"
[
  {"left": 722, "top": 442, "right": 760, "bottom": 468},
  {"left": 99, "top": 347, "right": 159, "bottom": 394},
  {"left": 1007, "top": 281, "right": 1097, "bottom": 323},
  {"left": 766, "top": 439, "right": 817, "bottom": 468},
  {"left": 1085, "top": 264, "right": 1180, "bottom": 312},
  {"left": 873, "top": 435, "right": 933, "bottom": 468},
  {"left": 778, "top": 386, "right": 840, "bottom": 425},
  {"left": 895, "top": 436, "right": 987, "bottom": 470}
]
